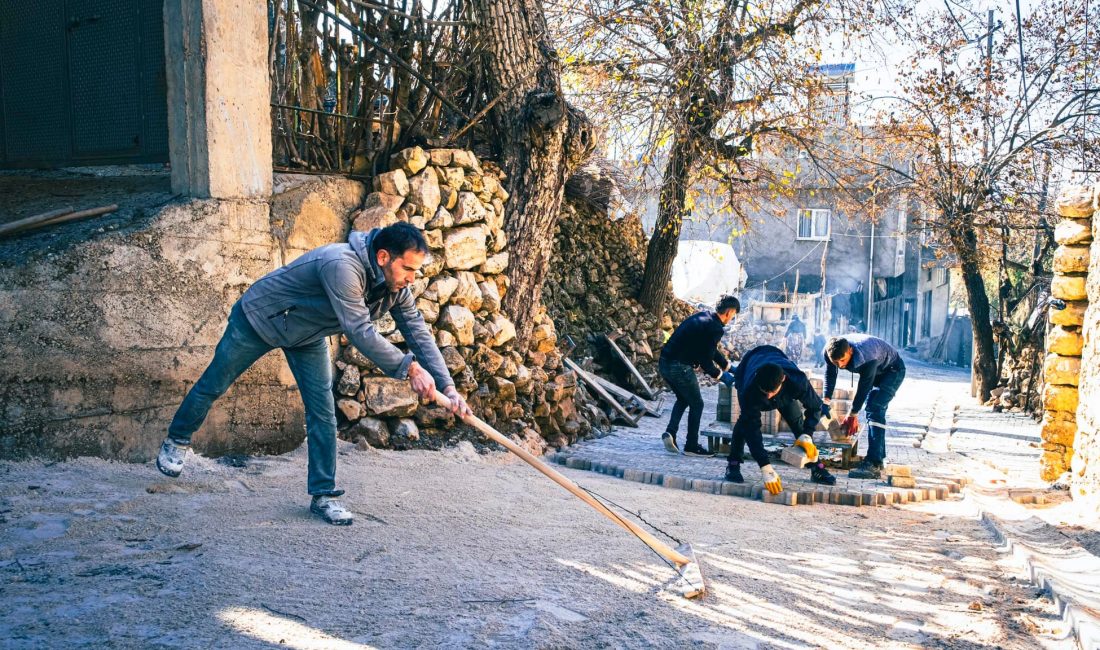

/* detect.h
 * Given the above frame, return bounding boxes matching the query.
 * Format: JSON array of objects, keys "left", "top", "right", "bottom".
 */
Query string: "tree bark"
[
  {"left": 949, "top": 222, "right": 998, "bottom": 402},
  {"left": 471, "top": 0, "right": 591, "bottom": 347},
  {"left": 639, "top": 135, "right": 696, "bottom": 314}
]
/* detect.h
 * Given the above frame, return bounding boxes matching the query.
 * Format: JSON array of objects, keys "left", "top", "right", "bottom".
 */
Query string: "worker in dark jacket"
[
  {"left": 823, "top": 334, "right": 906, "bottom": 479},
  {"left": 156, "top": 223, "right": 471, "bottom": 525},
  {"left": 725, "top": 345, "right": 836, "bottom": 492},
  {"left": 785, "top": 315, "right": 807, "bottom": 362},
  {"left": 658, "top": 296, "right": 740, "bottom": 457}
]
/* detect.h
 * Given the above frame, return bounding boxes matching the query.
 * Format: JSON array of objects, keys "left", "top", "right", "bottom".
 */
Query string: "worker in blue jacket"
[
  {"left": 823, "top": 334, "right": 906, "bottom": 479},
  {"left": 725, "top": 345, "right": 836, "bottom": 493}
]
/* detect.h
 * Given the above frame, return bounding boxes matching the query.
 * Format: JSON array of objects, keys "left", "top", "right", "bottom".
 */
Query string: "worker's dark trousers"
[
  {"left": 168, "top": 302, "right": 341, "bottom": 497},
  {"left": 863, "top": 361, "right": 906, "bottom": 465},
  {"left": 728, "top": 396, "right": 807, "bottom": 469},
  {"left": 659, "top": 356, "right": 704, "bottom": 448}
]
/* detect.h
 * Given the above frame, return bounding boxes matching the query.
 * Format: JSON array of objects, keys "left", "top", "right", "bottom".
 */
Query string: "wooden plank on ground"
[
  {"left": 563, "top": 358, "right": 639, "bottom": 426},
  {"left": 602, "top": 334, "right": 656, "bottom": 399}
]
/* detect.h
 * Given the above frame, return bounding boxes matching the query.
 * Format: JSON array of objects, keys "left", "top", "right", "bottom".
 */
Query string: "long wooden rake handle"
[{"left": 433, "top": 390, "right": 692, "bottom": 567}]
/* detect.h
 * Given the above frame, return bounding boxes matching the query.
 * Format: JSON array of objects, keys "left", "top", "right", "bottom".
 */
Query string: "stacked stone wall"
[
  {"left": 1063, "top": 185, "right": 1100, "bottom": 504},
  {"left": 334, "top": 148, "right": 588, "bottom": 453},
  {"left": 542, "top": 201, "right": 691, "bottom": 388},
  {"left": 1041, "top": 186, "right": 1095, "bottom": 484}
]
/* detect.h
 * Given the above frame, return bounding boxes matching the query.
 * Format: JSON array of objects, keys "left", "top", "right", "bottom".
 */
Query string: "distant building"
[{"left": 638, "top": 64, "right": 966, "bottom": 359}]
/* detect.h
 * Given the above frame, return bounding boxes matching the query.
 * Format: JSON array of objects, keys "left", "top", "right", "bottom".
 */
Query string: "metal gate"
[{"left": 0, "top": 0, "right": 168, "bottom": 168}]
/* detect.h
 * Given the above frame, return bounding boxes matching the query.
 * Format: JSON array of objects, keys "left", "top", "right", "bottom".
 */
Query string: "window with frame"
[{"left": 797, "top": 208, "right": 831, "bottom": 240}]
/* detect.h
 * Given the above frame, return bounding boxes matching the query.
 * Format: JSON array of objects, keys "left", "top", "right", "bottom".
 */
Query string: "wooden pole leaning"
[{"left": 433, "top": 390, "right": 706, "bottom": 598}]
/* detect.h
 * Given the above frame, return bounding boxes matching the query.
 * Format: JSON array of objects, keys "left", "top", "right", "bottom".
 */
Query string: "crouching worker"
[
  {"left": 658, "top": 295, "right": 740, "bottom": 457},
  {"left": 156, "top": 223, "right": 471, "bottom": 525},
  {"left": 724, "top": 345, "right": 836, "bottom": 493},
  {"left": 823, "top": 334, "right": 906, "bottom": 479}
]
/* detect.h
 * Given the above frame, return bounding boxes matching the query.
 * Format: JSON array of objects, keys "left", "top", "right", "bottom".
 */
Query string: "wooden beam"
[
  {"left": 563, "top": 358, "right": 639, "bottom": 427},
  {"left": 602, "top": 335, "right": 656, "bottom": 399}
]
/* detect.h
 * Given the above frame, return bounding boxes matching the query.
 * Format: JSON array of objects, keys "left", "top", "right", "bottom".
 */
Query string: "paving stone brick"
[
  {"left": 888, "top": 475, "right": 917, "bottom": 488},
  {"left": 883, "top": 464, "right": 912, "bottom": 477}
]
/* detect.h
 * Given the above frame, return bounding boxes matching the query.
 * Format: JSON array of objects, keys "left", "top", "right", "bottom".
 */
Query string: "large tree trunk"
[
  {"left": 949, "top": 222, "right": 998, "bottom": 401},
  {"left": 639, "top": 135, "right": 696, "bottom": 314},
  {"left": 471, "top": 0, "right": 591, "bottom": 347}
]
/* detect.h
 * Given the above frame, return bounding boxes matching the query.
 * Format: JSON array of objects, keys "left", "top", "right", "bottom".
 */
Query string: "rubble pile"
[
  {"left": 542, "top": 201, "right": 691, "bottom": 389},
  {"left": 333, "top": 147, "right": 589, "bottom": 452}
]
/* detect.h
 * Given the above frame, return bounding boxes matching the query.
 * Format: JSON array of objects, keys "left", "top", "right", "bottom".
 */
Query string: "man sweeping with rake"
[{"left": 155, "top": 223, "right": 470, "bottom": 525}]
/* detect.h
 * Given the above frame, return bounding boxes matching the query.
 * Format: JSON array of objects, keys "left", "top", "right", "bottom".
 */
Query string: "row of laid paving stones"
[
  {"left": 547, "top": 449, "right": 970, "bottom": 507},
  {"left": 548, "top": 357, "right": 979, "bottom": 508}
]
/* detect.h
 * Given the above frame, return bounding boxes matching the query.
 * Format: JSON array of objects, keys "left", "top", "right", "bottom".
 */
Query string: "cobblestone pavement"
[{"left": 552, "top": 356, "right": 1031, "bottom": 509}]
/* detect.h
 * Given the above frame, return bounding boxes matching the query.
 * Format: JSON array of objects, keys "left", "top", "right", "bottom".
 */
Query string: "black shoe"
[
  {"left": 682, "top": 443, "right": 715, "bottom": 457},
  {"left": 661, "top": 432, "right": 680, "bottom": 454},
  {"left": 810, "top": 462, "right": 836, "bottom": 485},
  {"left": 849, "top": 460, "right": 882, "bottom": 480},
  {"left": 724, "top": 465, "right": 744, "bottom": 483}
]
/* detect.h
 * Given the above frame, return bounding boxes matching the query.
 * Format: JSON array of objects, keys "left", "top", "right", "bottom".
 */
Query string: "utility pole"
[{"left": 982, "top": 9, "right": 994, "bottom": 160}]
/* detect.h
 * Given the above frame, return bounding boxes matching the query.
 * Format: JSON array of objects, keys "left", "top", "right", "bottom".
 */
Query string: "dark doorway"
[{"left": 0, "top": 0, "right": 168, "bottom": 168}]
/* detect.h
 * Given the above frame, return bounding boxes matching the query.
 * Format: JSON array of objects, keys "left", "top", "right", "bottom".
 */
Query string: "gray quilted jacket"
[{"left": 239, "top": 228, "right": 453, "bottom": 389}]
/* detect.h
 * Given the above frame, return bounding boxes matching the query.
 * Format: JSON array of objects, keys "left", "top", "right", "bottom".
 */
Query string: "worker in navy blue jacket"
[
  {"left": 658, "top": 296, "right": 740, "bottom": 457},
  {"left": 823, "top": 334, "right": 906, "bottom": 479},
  {"left": 725, "top": 345, "right": 836, "bottom": 492}
]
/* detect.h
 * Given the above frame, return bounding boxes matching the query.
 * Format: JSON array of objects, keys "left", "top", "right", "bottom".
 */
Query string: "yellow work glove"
[
  {"left": 761, "top": 464, "right": 783, "bottom": 495},
  {"left": 795, "top": 434, "right": 818, "bottom": 462}
]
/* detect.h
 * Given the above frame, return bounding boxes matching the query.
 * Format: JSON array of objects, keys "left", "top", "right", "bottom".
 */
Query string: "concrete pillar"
[{"left": 163, "top": 0, "right": 272, "bottom": 199}]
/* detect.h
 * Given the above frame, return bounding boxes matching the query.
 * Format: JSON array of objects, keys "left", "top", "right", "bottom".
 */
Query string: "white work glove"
[
  {"left": 795, "top": 434, "right": 819, "bottom": 462},
  {"left": 761, "top": 464, "right": 783, "bottom": 495}
]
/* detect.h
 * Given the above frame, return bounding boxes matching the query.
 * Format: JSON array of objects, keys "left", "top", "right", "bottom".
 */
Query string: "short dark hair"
[
  {"left": 756, "top": 363, "right": 784, "bottom": 393},
  {"left": 373, "top": 222, "right": 428, "bottom": 258},
  {"left": 717, "top": 295, "right": 740, "bottom": 314},
  {"left": 826, "top": 337, "right": 851, "bottom": 361}
]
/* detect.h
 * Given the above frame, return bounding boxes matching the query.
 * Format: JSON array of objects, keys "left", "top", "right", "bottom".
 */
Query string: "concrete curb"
[
  {"left": 977, "top": 506, "right": 1100, "bottom": 650},
  {"left": 549, "top": 452, "right": 971, "bottom": 508}
]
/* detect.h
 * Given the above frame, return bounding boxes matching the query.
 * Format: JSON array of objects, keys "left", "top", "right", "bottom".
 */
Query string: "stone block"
[
  {"left": 407, "top": 169, "right": 441, "bottom": 217},
  {"left": 1052, "top": 275, "right": 1087, "bottom": 302},
  {"left": 1054, "top": 218, "right": 1093, "bottom": 245},
  {"left": 388, "top": 418, "right": 420, "bottom": 446},
  {"left": 444, "top": 225, "right": 488, "bottom": 270},
  {"left": 349, "top": 416, "right": 388, "bottom": 447},
  {"left": 352, "top": 205, "right": 398, "bottom": 231},
  {"left": 883, "top": 464, "right": 912, "bottom": 477},
  {"left": 1049, "top": 301, "right": 1087, "bottom": 326},
  {"left": 337, "top": 398, "right": 365, "bottom": 421},
  {"left": 391, "top": 146, "right": 428, "bottom": 175},
  {"left": 453, "top": 191, "right": 489, "bottom": 225},
  {"left": 479, "top": 252, "right": 509, "bottom": 275},
  {"left": 1053, "top": 245, "right": 1092, "bottom": 274},
  {"left": 438, "top": 305, "right": 476, "bottom": 346},
  {"left": 360, "top": 377, "right": 418, "bottom": 417},
  {"left": 1041, "top": 421, "right": 1077, "bottom": 448},
  {"left": 1054, "top": 185, "right": 1096, "bottom": 218},
  {"left": 1043, "top": 384, "right": 1079, "bottom": 413},
  {"left": 376, "top": 169, "right": 409, "bottom": 196},
  {"left": 336, "top": 364, "right": 361, "bottom": 396},
  {"left": 781, "top": 445, "right": 811, "bottom": 468},
  {"left": 1044, "top": 353, "right": 1081, "bottom": 386},
  {"left": 888, "top": 475, "right": 916, "bottom": 488},
  {"left": 1048, "top": 326, "right": 1084, "bottom": 356}
]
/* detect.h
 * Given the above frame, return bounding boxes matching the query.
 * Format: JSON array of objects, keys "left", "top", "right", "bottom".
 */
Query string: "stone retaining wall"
[
  {"left": 0, "top": 175, "right": 365, "bottom": 461},
  {"left": 1060, "top": 184, "right": 1100, "bottom": 504},
  {"left": 1040, "top": 186, "right": 1093, "bottom": 480}
]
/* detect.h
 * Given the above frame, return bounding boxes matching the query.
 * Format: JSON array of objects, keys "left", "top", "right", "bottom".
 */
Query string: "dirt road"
[{"left": 0, "top": 438, "right": 1073, "bottom": 649}]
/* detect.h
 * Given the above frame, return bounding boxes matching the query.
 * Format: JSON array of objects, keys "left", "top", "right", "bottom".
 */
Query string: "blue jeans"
[
  {"left": 659, "top": 356, "right": 704, "bottom": 448},
  {"left": 168, "top": 302, "right": 341, "bottom": 496},
  {"left": 864, "top": 361, "right": 906, "bottom": 465}
]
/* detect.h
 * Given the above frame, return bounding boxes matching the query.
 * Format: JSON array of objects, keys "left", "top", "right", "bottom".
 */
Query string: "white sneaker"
[
  {"left": 310, "top": 496, "right": 354, "bottom": 526},
  {"left": 156, "top": 438, "right": 190, "bottom": 477}
]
